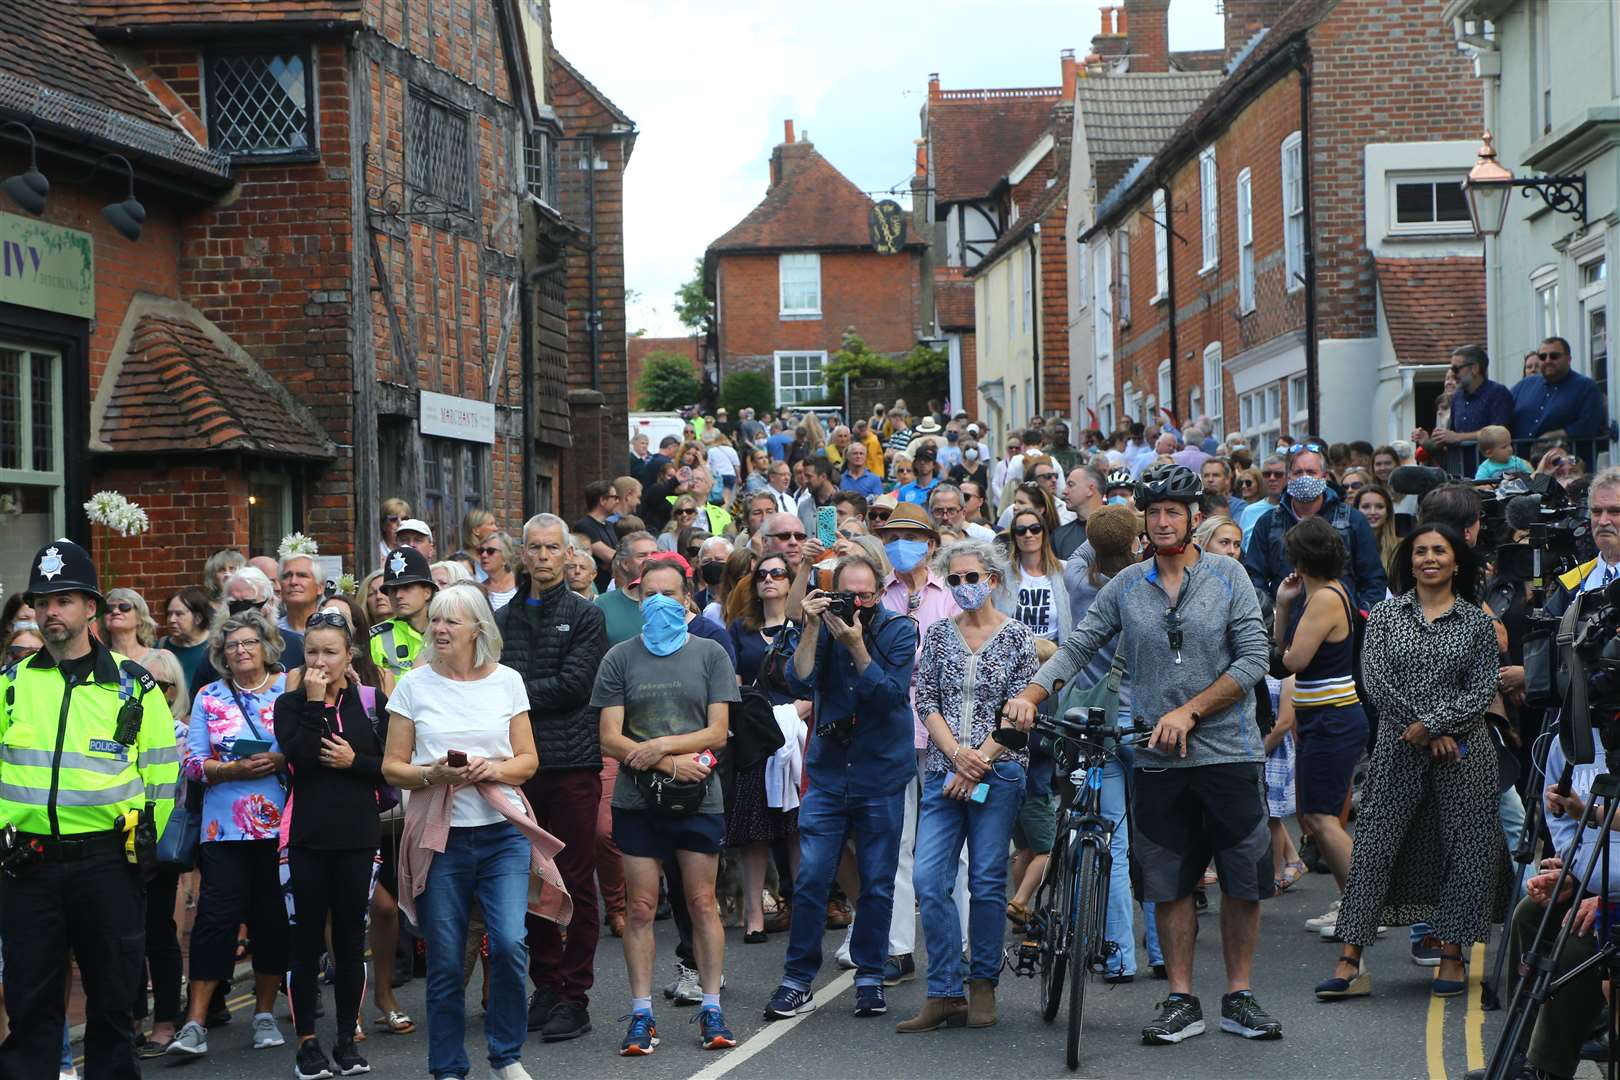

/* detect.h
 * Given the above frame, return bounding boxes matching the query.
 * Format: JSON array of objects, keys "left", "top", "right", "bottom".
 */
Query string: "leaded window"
[
  {"left": 205, "top": 49, "right": 315, "bottom": 159},
  {"left": 407, "top": 90, "right": 472, "bottom": 209}
]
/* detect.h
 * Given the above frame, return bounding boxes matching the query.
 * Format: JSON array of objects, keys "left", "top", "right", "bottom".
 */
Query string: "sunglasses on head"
[
  {"left": 306, "top": 611, "right": 351, "bottom": 632},
  {"left": 107, "top": 602, "right": 134, "bottom": 614},
  {"left": 754, "top": 566, "right": 790, "bottom": 582},
  {"left": 1288, "top": 441, "right": 1326, "bottom": 456},
  {"left": 945, "top": 571, "right": 985, "bottom": 587},
  {"left": 1012, "top": 523, "right": 1045, "bottom": 537}
]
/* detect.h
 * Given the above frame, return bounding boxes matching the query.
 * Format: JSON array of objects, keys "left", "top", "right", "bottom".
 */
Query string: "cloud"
[{"left": 550, "top": 1, "right": 1223, "bottom": 337}]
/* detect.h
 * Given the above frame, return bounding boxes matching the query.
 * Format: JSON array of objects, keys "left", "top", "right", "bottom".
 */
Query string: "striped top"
[{"left": 1288, "top": 586, "right": 1359, "bottom": 710}]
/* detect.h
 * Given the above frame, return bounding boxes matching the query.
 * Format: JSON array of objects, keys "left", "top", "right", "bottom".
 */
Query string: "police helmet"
[
  {"left": 25, "top": 538, "right": 101, "bottom": 602},
  {"left": 381, "top": 547, "right": 436, "bottom": 591}
]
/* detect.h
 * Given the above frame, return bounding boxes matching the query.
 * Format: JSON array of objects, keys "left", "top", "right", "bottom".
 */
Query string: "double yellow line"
[{"left": 1426, "top": 941, "right": 1488, "bottom": 1079}]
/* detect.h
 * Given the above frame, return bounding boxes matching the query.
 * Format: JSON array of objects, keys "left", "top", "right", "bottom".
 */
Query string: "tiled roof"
[
  {"left": 709, "top": 143, "right": 911, "bottom": 254},
  {"left": 1376, "top": 256, "right": 1486, "bottom": 367},
  {"left": 936, "top": 270, "right": 975, "bottom": 330},
  {"left": 1, "top": 0, "right": 173, "bottom": 128},
  {"left": 928, "top": 88, "right": 1060, "bottom": 204},
  {"left": 82, "top": 0, "right": 362, "bottom": 30},
  {"left": 550, "top": 49, "right": 634, "bottom": 129},
  {"left": 1074, "top": 72, "right": 1224, "bottom": 164},
  {"left": 99, "top": 302, "right": 335, "bottom": 460}
]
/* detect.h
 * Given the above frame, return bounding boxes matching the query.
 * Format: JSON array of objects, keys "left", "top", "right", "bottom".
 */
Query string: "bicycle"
[{"left": 1004, "top": 705, "right": 1148, "bottom": 1072}]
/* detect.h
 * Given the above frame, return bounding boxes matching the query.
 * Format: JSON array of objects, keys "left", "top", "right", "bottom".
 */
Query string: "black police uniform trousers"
[{"left": 0, "top": 844, "right": 144, "bottom": 1080}]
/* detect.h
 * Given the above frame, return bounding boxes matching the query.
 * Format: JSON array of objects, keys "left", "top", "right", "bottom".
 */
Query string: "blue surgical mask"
[
  {"left": 951, "top": 581, "right": 993, "bottom": 611},
  {"left": 640, "top": 594, "right": 689, "bottom": 656},
  {"left": 1108, "top": 494, "right": 1130, "bottom": 506},
  {"left": 885, "top": 537, "right": 929, "bottom": 573}
]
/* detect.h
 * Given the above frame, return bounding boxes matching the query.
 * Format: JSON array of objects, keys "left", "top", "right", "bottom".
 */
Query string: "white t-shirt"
[
  {"left": 388, "top": 663, "right": 530, "bottom": 826},
  {"left": 1013, "top": 573, "right": 1058, "bottom": 640},
  {"left": 708, "top": 445, "right": 740, "bottom": 478}
]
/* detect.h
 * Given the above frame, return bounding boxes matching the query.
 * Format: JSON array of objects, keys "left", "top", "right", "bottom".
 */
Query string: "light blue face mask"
[
  {"left": 1108, "top": 494, "right": 1131, "bottom": 506},
  {"left": 885, "top": 537, "right": 930, "bottom": 573},
  {"left": 640, "top": 593, "right": 689, "bottom": 656}
]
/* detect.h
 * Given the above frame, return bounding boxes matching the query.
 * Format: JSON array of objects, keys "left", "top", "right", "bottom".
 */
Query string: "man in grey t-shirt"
[{"left": 594, "top": 558, "right": 740, "bottom": 1053}]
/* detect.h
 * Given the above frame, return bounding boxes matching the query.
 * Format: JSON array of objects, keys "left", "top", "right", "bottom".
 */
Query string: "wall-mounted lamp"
[{"left": 0, "top": 121, "right": 147, "bottom": 241}]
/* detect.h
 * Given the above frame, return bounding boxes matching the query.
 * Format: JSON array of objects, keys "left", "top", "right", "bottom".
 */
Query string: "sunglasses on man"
[{"left": 1537, "top": 350, "right": 1567, "bottom": 360}]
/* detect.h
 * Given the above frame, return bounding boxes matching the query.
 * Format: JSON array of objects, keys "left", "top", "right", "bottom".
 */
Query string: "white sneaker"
[
  {"left": 1303, "top": 899, "right": 1342, "bottom": 931},
  {"left": 669, "top": 962, "right": 702, "bottom": 1006},
  {"left": 252, "top": 1012, "right": 285, "bottom": 1049},
  {"left": 835, "top": 926, "right": 856, "bottom": 970},
  {"left": 493, "top": 1064, "right": 535, "bottom": 1080}
]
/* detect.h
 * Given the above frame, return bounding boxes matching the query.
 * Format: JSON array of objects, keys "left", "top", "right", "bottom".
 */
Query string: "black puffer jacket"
[{"left": 495, "top": 576, "right": 610, "bottom": 772}]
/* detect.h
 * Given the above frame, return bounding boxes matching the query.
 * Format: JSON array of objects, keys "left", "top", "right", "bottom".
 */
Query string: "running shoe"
[
  {"left": 763, "top": 985, "right": 815, "bottom": 1020},
  {"left": 251, "top": 1012, "right": 285, "bottom": 1049},
  {"left": 666, "top": 962, "right": 701, "bottom": 1006},
  {"left": 165, "top": 1021, "right": 207, "bottom": 1057},
  {"left": 1220, "top": 990, "right": 1283, "bottom": 1038},
  {"left": 1141, "top": 994, "right": 1205, "bottom": 1045},
  {"left": 1304, "top": 899, "right": 1342, "bottom": 931},
  {"left": 853, "top": 984, "right": 887, "bottom": 1017},
  {"left": 694, "top": 1005, "right": 737, "bottom": 1049},
  {"left": 294, "top": 1039, "right": 335, "bottom": 1080},
  {"left": 1410, "top": 935, "right": 1444, "bottom": 967},
  {"left": 619, "top": 1011, "right": 658, "bottom": 1056},
  {"left": 331, "top": 1038, "right": 371, "bottom": 1076}
]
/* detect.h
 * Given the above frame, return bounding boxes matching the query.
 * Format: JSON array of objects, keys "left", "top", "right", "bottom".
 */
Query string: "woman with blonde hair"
[
  {"left": 379, "top": 499, "right": 411, "bottom": 566},
  {"left": 802, "top": 411, "right": 826, "bottom": 454},
  {"left": 660, "top": 494, "right": 702, "bottom": 551},
  {"left": 1353, "top": 483, "right": 1400, "bottom": 578},
  {"left": 993, "top": 506, "right": 1070, "bottom": 644},
  {"left": 360, "top": 570, "right": 392, "bottom": 626},
  {"left": 102, "top": 586, "right": 158, "bottom": 663},
  {"left": 133, "top": 649, "right": 192, "bottom": 1056},
  {"left": 459, "top": 509, "right": 498, "bottom": 562}
]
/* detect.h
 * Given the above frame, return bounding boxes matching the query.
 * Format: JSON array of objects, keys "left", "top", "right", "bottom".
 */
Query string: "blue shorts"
[
  {"left": 612, "top": 807, "right": 726, "bottom": 859},
  {"left": 1294, "top": 703, "right": 1368, "bottom": 816}
]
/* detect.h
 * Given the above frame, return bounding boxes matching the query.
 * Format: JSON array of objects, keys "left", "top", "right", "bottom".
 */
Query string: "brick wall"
[
  {"left": 716, "top": 250, "right": 922, "bottom": 368},
  {"left": 92, "top": 464, "right": 249, "bottom": 599},
  {"left": 1037, "top": 205, "right": 1071, "bottom": 415},
  {"left": 627, "top": 335, "right": 703, "bottom": 404}
]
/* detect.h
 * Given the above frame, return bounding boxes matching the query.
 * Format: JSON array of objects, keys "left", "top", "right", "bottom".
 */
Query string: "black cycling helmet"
[
  {"left": 1104, "top": 468, "right": 1134, "bottom": 492},
  {"left": 1133, "top": 463, "right": 1204, "bottom": 510}
]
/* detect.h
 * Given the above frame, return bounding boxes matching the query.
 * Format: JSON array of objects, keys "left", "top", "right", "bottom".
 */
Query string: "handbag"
[
  {"left": 628, "top": 766, "right": 709, "bottom": 816},
  {"left": 756, "top": 623, "right": 799, "bottom": 699},
  {"left": 1053, "top": 649, "right": 1127, "bottom": 730},
  {"left": 156, "top": 778, "right": 202, "bottom": 870}
]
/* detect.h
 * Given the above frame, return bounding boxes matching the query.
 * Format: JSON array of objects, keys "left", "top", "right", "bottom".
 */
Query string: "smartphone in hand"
[
  {"left": 446, "top": 749, "right": 468, "bottom": 768},
  {"left": 816, "top": 505, "right": 838, "bottom": 547}
]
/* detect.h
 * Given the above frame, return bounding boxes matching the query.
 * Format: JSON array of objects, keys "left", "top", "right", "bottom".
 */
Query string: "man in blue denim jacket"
[{"left": 762, "top": 553, "right": 918, "bottom": 1022}]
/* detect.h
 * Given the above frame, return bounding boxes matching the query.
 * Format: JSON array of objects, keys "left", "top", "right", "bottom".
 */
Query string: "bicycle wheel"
[
  {"left": 1066, "top": 843, "right": 1103, "bottom": 1072},
  {"left": 1038, "top": 831, "right": 1075, "bottom": 1023}
]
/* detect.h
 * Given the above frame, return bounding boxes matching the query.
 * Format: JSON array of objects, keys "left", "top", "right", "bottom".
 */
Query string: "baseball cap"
[
  {"left": 966, "top": 423, "right": 981, "bottom": 435},
  {"left": 632, "top": 551, "right": 691, "bottom": 589},
  {"left": 396, "top": 518, "right": 433, "bottom": 541}
]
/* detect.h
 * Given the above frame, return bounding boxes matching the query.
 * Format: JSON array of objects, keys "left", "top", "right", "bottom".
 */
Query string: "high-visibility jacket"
[
  {"left": 0, "top": 641, "right": 178, "bottom": 837},
  {"left": 370, "top": 618, "right": 424, "bottom": 675}
]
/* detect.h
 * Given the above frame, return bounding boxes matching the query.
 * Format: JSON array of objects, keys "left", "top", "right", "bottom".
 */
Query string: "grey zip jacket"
[{"left": 1030, "top": 549, "right": 1269, "bottom": 769}]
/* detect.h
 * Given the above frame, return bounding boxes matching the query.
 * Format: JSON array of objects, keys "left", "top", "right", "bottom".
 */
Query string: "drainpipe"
[
  {"left": 1297, "top": 44, "right": 1319, "bottom": 431},
  {"left": 519, "top": 255, "right": 568, "bottom": 521},
  {"left": 1163, "top": 180, "right": 1178, "bottom": 425},
  {"left": 1029, "top": 229, "right": 1042, "bottom": 415}
]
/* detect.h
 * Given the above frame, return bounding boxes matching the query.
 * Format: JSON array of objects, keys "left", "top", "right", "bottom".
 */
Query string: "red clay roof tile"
[
  {"left": 708, "top": 142, "right": 913, "bottom": 254},
  {"left": 82, "top": 0, "right": 362, "bottom": 29},
  {"left": 1375, "top": 256, "right": 1486, "bottom": 367},
  {"left": 927, "top": 88, "right": 1060, "bottom": 204},
  {"left": 1, "top": 0, "right": 174, "bottom": 128}
]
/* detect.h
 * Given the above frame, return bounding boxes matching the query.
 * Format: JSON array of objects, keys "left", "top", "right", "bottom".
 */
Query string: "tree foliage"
[
  {"left": 717, "top": 370, "right": 774, "bottom": 417},
  {"left": 824, "top": 328, "right": 896, "bottom": 389},
  {"left": 897, "top": 342, "right": 950, "bottom": 403},
  {"left": 636, "top": 352, "right": 702, "bottom": 411},
  {"left": 674, "top": 257, "right": 714, "bottom": 332}
]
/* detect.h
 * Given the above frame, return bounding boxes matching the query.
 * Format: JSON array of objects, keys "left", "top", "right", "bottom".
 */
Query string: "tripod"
[
  {"left": 1483, "top": 711, "right": 1558, "bottom": 1011},
  {"left": 1486, "top": 771, "right": 1620, "bottom": 1080}
]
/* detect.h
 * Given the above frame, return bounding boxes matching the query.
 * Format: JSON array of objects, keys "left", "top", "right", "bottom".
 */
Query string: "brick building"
[
  {"left": 627, "top": 335, "right": 703, "bottom": 409},
  {"left": 0, "top": 0, "right": 624, "bottom": 598},
  {"left": 1084, "top": 0, "right": 1484, "bottom": 449},
  {"left": 704, "top": 122, "right": 925, "bottom": 410}
]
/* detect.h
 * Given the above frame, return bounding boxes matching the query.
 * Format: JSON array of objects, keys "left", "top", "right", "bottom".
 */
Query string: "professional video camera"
[{"left": 1390, "top": 465, "right": 1591, "bottom": 584}]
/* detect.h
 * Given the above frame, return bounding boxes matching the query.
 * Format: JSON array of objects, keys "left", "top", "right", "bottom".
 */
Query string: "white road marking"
[{"left": 683, "top": 969, "right": 859, "bottom": 1080}]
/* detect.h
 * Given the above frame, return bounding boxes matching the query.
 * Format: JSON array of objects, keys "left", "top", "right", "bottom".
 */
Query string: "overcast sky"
[{"left": 550, "top": 1, "right": 1225, "bottom": 338}]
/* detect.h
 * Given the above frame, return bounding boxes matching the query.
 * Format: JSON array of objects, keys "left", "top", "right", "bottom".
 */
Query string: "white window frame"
[
  {"left": 1532, "top": 263, "right": 1560, "bottom": 343},
  {"left": 1075, "top": 234, "right": 1088, "bottom": 311},
  {"left": 778, "top": 253, "right": 821, "bottom": 317},
  {"left": 0, "top": 342, "right": 65, "bottom": 597},
  {"left": 773, "top": 350, "right": 828, "bottom": 406},
  {"left": 1188, "top": 385, "right": 1203, "bottom": 422},
  {"left": 1117, "top": 229, "right": 1132, "bottom": 327},
  {"left": 1151, "top": 189, "right": 1169, "bottom": 303},
  {"left": 1199, "top": 146, "right": 1219, "bottom": 273},
  {"left": 1022, "top": 246, "right": 1034, "bottom": 335},
  {"left": 1288, "top": 374, "right": 1310, "bottom": 436},
  {"left": 1387, "top": 172, "right": 1472, "bottom": 236},
  {"left": 1282, "top": 132, "right": 1304, "bottom": 293},
  {"left": 1238, "top": 384, "right": 1281, "bottom": 453},
  {"left": 1122, "top": 381, "right": 1136, "bottom": 426},
  {"left": 1202, "top": 342, "right": 1224, "bottom": 439},
  {"left": 1236, "top": 168, "right": 1255, "bottom": 314},
  {"left": 1098, "top": 395, "right": 1114, "bottom": 434},
  {"left": 1157, "top": 359, "right": 1173, "bottom": 416}
]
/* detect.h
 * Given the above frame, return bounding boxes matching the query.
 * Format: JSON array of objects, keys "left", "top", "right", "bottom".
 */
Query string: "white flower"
[
  {"left": 83, "top": 490, "right": 129, "bottom": 526},
  {"left": 335, "top": 573, "right": 358, "bottom": 596},
  {"left": 107, "top": 502, "right": 149, "bottom": 537},
  {"left": 278, "top": 532, "right": 319, "bottom": 560}
]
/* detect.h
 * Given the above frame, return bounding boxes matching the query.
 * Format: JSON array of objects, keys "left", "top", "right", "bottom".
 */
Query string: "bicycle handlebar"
[{"left": 1035, "top": 706, "right": 1152, "bottom": 746}]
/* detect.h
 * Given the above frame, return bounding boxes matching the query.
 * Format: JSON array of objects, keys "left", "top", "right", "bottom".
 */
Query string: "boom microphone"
[
  {"left": 1504, "top": 494, "right": 1543, "bottom": 533},
  {"left": 1388, "top": 465, "right": 1452, "bottom": 496}
]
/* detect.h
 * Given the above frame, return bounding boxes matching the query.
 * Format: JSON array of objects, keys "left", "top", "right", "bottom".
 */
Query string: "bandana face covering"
[
  {"left": 640, "top": 594, "right": 689, "bottom": 656},
  {"left": 951, "top": 581, "right": 992, "bottom": 611}
]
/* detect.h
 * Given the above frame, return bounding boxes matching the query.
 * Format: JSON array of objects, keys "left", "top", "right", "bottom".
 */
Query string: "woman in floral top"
[
  {"left": 169, "top": 611, "right": 292, "bottom": 1059},
  {"left": 898, "top": 540, "right": 1039, "bottom": 1033}
]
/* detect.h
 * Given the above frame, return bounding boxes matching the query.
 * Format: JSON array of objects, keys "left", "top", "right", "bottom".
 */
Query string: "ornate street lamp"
[{"left": 1464, "top": 130, "right": 1586, "bottom": 238}]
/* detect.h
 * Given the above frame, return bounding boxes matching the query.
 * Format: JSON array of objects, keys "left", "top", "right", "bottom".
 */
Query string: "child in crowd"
[{"left": 1474, "top": 424, "right": 1532, "bottom": 481}]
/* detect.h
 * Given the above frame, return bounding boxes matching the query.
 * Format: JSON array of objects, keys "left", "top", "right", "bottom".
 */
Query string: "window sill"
[
  {"left": 1382, "top": 228, "right": 1475, "bottom": 241},
  {"left": 227, "top": 148, "right": 321, "bottom": 165},
  {"left": 1198, "top": 261, "right": 1219, "bottom": 277},
  {"left": 1150, "top": 292, "right": 1168, "bottom": 307},
  {"left": 779, "top": 311, "right": 822, "bottom": 322}
]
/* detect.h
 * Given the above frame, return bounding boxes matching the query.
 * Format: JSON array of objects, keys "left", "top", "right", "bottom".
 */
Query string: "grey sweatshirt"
[{"left": 1032, "top": 550, "right": 1269, "bottom": 769}]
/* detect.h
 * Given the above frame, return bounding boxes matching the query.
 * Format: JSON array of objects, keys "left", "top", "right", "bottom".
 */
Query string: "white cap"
[
  {"left": 396, "top": 518, "right": 433, "bottom": 541},
  {"left": 967, "top": 423, "right": 981, "bottom": 435}
]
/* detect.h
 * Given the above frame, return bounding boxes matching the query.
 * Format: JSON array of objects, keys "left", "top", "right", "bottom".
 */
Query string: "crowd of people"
[{"left": 1, "top": 337, "right": 1614, "bottom": 1079}]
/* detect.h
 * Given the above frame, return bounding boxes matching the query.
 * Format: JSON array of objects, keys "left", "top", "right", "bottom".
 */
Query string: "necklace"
[{"left": 231, "top": 671, "right": 273, "bottom": 694}]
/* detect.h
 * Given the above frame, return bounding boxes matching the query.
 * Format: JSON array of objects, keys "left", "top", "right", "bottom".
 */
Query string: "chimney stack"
[
  {"left": 1061, "top": 48, "right": 1078, "bottom": 100},
  {"left": 1223, "top": 0, "right": 1290, "bottom": 64},
  {"left": 1091, "top": 5, "right": 1128, "bottom": 64},
  {"left": 769, "top": 119, "right": 813, "bottom": 190},
  {"left": 1123, "top": 0, "right": 1170, "bottom": 73},
  {"left": 784, "top": 119, "right": 795, "bottom": 144},
  {"left": 928, "top": 72, "right": 941, "bottom": 98}
]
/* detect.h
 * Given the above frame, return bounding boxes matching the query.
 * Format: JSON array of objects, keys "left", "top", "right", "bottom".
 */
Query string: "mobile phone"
[
  {"left": 945, "top": 774, "right": 991, "bottom": 803},
  {"left": 694, "top": 750, "right": 716, "bottom": 769},
  {"left": 233, "top": 738, "right": 272, "bottom": 758},
  {"left": 446, "top": 749, "right": 468, "bottom": 768},
  {"left": 816, "top": 505, "right": 838, "bottom": 547}
]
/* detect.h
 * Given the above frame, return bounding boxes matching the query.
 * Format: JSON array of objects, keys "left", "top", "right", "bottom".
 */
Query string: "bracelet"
[{"left": 420, "top": 766, "right": 431, "bottom": 788}]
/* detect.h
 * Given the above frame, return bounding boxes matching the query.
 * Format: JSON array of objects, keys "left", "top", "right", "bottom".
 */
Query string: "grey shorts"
[{"left": 1131, "top": 763, "right": 1274, "bottom": 903}]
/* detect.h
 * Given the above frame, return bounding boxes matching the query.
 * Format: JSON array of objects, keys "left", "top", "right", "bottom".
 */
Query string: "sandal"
[
  {"left": 1276, "top": 860, "right": 1309, "bottom": 892},
  {"left": 1006, "top": 900, "right": 1031, "bottom": 928},
  {"left": 1431, "top": 954, "right": 1467, "bottom": 998},
  {"left": 1315, "top": 953, "right": 1371, "bottom": 1000},
  {"left": 374, "top": 1010, "right": 415, "bottom": 1034}
]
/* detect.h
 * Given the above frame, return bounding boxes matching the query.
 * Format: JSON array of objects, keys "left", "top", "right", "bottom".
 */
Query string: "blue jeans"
[
  {"left": 783, "top": 786, "right": 905, "bottom": 990},
  {"left": 418, "top": 821, "right": 531, "bottom": 1079},
  {"left": 916, "top": 762, "right": 1025, "bottom": 997},
  {"left": 1112, "top": 741, "right": 1160, "bottom": 970}
]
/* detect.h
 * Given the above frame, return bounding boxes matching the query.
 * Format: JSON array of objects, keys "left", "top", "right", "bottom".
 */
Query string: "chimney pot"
[
  {"left": 1061, "top": 50, "right": 1078, "bottom": 100},
  {"left": 784, "top": 119, "right": 795, "bottom": 144},
  {"left": 928, "top": 72, "right": 941, "bottom": 98}
]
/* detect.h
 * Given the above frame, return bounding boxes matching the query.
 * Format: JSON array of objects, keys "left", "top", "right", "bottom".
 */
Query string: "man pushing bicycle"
[{"left": 1005, "top": 464, "right": 1279, "bottom": 1046}]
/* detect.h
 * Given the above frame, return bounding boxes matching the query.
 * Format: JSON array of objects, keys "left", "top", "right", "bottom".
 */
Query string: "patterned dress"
[
  {"left": 914, "top": 617, "right": 1039, "bottom": 776},
  {"left": 1334, "top": 592, "right": 1508, "bottom": 946}
]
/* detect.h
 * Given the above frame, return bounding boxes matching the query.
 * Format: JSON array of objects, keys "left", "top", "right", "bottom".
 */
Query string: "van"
[{"left": 628, "top": 412, "right": 686, "bottom": 452}]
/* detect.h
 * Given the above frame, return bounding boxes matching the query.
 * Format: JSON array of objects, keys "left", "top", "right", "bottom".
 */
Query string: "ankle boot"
[
  {"left": 966, "top": 979, "right": 997, "bottom": 1027},
  {"left": 894, "top": 997, "right": 967, "bottom": 1033}
]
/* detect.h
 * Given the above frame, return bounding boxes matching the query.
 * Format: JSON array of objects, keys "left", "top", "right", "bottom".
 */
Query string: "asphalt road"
[{"left": 110, "top": 868, "right": 1554, "bottom": 1080}]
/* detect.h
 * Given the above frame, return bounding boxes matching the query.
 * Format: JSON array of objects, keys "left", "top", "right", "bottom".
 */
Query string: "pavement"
[{"left": 92, "top": 868, "right": 1604, "bottom": 1080}]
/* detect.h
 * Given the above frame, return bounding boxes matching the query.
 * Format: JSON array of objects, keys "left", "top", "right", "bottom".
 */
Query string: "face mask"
[
  {"left": 639, "top": 594, "right": 689, "bottom": 656},
  {"left": 1286, "top": 476, "right": 1328, "bottom": 502},
  {"left": 1108, "top": 494, "right": 1130, "bottom": 506},
  {"left": 885, "top": 537, "right": 929, "bottom": 573},
  {"left": 856, "top": 602, "right": 879, "bottom": 626},
  {"left": 964, "top": 448, "right": 979, "bottom": 463},
  {"left": 700, "top": 562, "right": 724, "bottom": 586},
  {"left": 951, "top": 581, "right": 993, "bottom": 611}
]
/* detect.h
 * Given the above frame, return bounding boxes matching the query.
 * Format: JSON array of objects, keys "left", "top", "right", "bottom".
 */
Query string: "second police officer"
[{"left": 371, "top": 546, "right": 438, "bottom": 677}]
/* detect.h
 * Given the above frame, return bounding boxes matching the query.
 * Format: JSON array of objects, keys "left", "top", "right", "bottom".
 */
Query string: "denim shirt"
[{"left": 785, "top": 605, "right": 918, "bottom": 797}]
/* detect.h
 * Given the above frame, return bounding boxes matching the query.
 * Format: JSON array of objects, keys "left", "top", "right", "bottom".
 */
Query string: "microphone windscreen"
[
  {"left": 1504, "top": 494, "right": 1543, "bottom": 532},
  {"left": 1389, "top": 465, "right": 1451, "bottom": 496}
]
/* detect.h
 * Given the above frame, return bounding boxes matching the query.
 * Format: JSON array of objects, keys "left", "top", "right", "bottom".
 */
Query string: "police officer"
[
  {"left": 370, "top": 546, "right": 436, "bottom": 676},
  {"left": 0, "top": 539, "right": 178, "bottom": 1080}
]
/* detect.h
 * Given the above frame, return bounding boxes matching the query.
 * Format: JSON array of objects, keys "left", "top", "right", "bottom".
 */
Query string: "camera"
[
  {"left": 826, "top": 591, "right": 858, "bottom": 623},
  {"left": 1548, "top": 579, "right": 1620, "bottom": 769}
]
